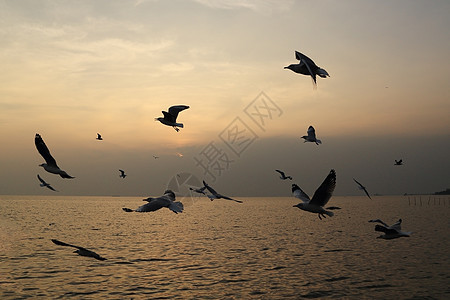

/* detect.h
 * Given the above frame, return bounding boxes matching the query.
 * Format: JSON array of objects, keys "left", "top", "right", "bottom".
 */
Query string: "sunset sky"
[{"left": 1, "top": 0, "right": 449, "bottom": 197}]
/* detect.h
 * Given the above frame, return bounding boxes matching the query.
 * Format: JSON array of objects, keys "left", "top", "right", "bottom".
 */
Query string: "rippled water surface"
[{"left": 1, "top": 195, "right": 449, "bottom": 299}]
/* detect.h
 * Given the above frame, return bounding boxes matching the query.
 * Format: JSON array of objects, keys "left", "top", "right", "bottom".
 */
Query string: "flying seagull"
[
  {"left": 353, "top": 178, "right": 372, "bottom": 199},
  {"left": 292, "top": 169, "right": 337, "bottom": 220},
  {"left": 37, "top": 174, "right": 58, "bottom": 192},
  {"left": 51, "top": 239, "right": 106, "bottom": 260},
  {"left": 96, "top": 133, "right": 103, "bottom": 140},
  {"left": 369, "top": 219, "right": 412, "bottom": 239},
  {"left": 153, "top": 155, "right": 159, "bottom": 159},
  {"left": 189, "top": 186, "right": 207, "bottom": 195},
  {"left": 394, "top": 159, "right": 403, "bottom": 166},
  {"left": 203, "top": 180, "right": 243, "bottom": 203},
  {"left": 284, "top": 51, "right": 329, "bottom": 88},
  {"left": 301, "top": 126, "right": 321, "bottom": 145},
  {"left": 275, "top": 169, "right": 292, "bottom": 180},
  {"left": 122, "top": 190, "right": 183, "bottom": 213},
  {"left": 119, "top": 169, "right": 127, "bottom": 178},
  {"left": 155, "top": 105, "right": 189, "bottom": 132},
  {"left": 35, "top": 133, "right": 75, "bottom": 179}
]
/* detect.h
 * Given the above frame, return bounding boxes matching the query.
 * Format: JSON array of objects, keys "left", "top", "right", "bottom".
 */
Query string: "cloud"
[{"left": 193, "top": 0, "right": 294, "bottom": 14}]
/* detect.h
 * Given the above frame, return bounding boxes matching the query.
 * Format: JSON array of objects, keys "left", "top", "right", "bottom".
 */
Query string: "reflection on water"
[{"left": 1, "top": 195, "right": 449, "bottom": 299}]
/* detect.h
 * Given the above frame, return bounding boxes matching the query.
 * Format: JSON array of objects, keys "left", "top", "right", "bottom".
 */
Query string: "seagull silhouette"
[
  {"left": 203, "top": 180, "right": 243, "bottom": 203},
  {"left": 394, "top": 159, "right": 403, "bottom": 166},
  {"left": 275, "top": 170, "right": 292, "bottom": 180},
  {"left": 155, "top": 105, "right": 189, "bottom": 132},
  {"left": 37, "top": 174, "right": 58, "bottom": 192},
  {"left": 35, "top": 133, "right": 75, "bottom": 179},
  {"left": 122, "top": 190, "right": 183, "bottom": 213},
  {"left": 51, "top": 239, "right": 106, "bottom": 260},
  {"left": 284, "top": 51, "right": 329, "bottom": 88},
  {"left": 292, "top": 169, "right": 337, "bottom": 220},
  {"left": 119, "top": 169, "right": 127, "bottom": 178},
  {"left": 96, "top": 133, "right": 103, "bottom": 140},
  {"left": 369, "top": 219, "right": 412, "bottom": 239},
  {"left": 301, "top": 126, "right": 321, "bottom": 145},
  {"left": 353, "top": 178, "right": 372, "bottom": 199}
]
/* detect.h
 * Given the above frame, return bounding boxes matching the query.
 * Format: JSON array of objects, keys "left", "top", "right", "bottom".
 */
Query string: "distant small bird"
[
  {"left": 155, "top": 105, "right": 189, "bottom": 132},
  {"left": 175, "top": 152, "right": 183, "bottom": 158},
  {"left": 203, "top": 180, "right": 243, "bottom": 203},
  {"left": 96, "top": 133, "right": 103, "bottom": 140},
  {"left": 353, "top": 178, "right": 372, "bottom": 199},
  {"left": 122, "top": 190, "right": 183, "bottom": 213},
  {"left": 394, "top": 159, "right": 403, "bottom": 166},
  {"left": 35, "top": 133, "right": 75, "bottom": 179},
  {"left": 51, "top": 239, "right": 106, "bottom": 260},
  {"left": 189, "top": 186, "right": 207, "bottom": 195},
  {"left": 275, "top": 169, "right": 292, "bottom": 180},
  {"left": 301, "top": 126, "right": 321, "bottom": 145},
  {"left": 37, "top": 174, "right": 58, "bottom": 192},
  {"left": 369, "top": 219, "right": 412, "bottom": 239},
  {"left": 119, "top": 169, "right": 127, "bottom": 178},
  {"left": 153, "top": 155, "right": 159, "bottom": 159},
  {"left": 292, "top": 169, "right": 337, "bottom": 220},
  {"left": 284, "top": 51, "right": 329, "bottom": 88}
]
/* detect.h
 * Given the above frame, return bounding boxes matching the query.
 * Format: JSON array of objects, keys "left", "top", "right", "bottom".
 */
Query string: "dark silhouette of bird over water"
[
  {"left": 369, "top": 219, "right": 412, "bottom": 239},
  {"left": 35, "top": 133, "right": 75, "bottom": 179},
  {"left": 285, "top": 51, "right": 329, "bottom": 88},
  {"left": 203, "top": 180, "right": 243, "bottom": 203},
  {"left": 275, "top": 169, "right": 292, "bottom": 180},
  {"left": 119, "top": 169, "right": 127, "bottom": 178},
  {"left": 353, "top": 178, "right": 372, "bottom": 200},
  {"left": 122, "top": 190, "right": 183, "bottom": 213},
  {"left": 292, "top": 169, "right": 338, "bottom": 220},
  {"left": 155, "top": 105, "right": 189, "bottom": 132},
  {"left": 51, "top": 239, "right": 106, "bottom": 260},
  {"left": 37, "top": 174, "right": 58, "bottom": 192},
  {"left": 394, "top": 159, "right": 403, "bottom": 166}
]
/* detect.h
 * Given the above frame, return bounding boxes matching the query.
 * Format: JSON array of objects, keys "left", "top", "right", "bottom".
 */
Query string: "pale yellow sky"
[{"left": 0, "top": 0, "right": 449, "bottom": 196}]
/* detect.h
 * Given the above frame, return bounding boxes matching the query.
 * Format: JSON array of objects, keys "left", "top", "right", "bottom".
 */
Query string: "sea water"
[{"left": 1, "top": 195, "right": 449, "bottom": 299}]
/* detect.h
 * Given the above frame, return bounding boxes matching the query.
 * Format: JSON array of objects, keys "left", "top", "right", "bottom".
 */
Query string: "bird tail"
[
  {"left": 175, "top": 123, "right": 184, "bottom": 128},
  {"left": 122, "top": 208, "right": 134, "bottom": 212},
  {"left": 316, "top": 139, "right": 322, "bottom": 145},
  {"left": 324, "top": 210, "right": 334, "bottom": 217}
]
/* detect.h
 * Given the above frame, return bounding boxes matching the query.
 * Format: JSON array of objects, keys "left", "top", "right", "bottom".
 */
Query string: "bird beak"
[{"left": 284, "top": 66, "right": 289, "bottom": 69}]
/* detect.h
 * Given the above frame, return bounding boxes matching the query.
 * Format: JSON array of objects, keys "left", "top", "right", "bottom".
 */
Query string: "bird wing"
[
  {"left": 275, "top": 169, "right": 285, "bottom": 176},
  {"left": 219, "top": 194, "right": 243, "bottom": 203},
  {"left": 292, "top": 184, "right": 310, "bottom": 203},
  {"left": 37, "top": 174, "right": 46, "bottom": 184},
  {"left": 35, "top": 134, "right": 58, "bottom": 167},
  {"left": 310, "top": 169, "right": 336, "bottom": 207},
  {"left": 374, "top": 224, "right": 399, "bottom": 235},
  {"left": 203, "top": 180, "right": 218, "bottom": 196},
  {"left": 295, "top": 52, "right": 317, "bottom": 84},
  {"left": 368, "top": 219, "right": 389, "bottom": 227},
  {"left": 307, "top": 126, "right": 316, "bottom": 139},
  {"left": 353, "top": 178, "right": 364, "bottom": 189},
  {"left": 388, "top": 219, "right": 402, "bottom": 231},
  {"left": 46, "top": 185, "right": 57, "bottom": 192},
  {"left": 51, "top": 239, "right": 86, "bottom": 251},
  {"left": 168, "top": 201, "right": 184, "bottom": 213},
  {"left": 168, "top": 105, "right": 189, "bottom": 119},
  {"left": 362, "top": 187, "right": 372, "bottom": 199},
  {"left": 136, "top": 200, "right": 164, "bottom": 212},
  {"left": 162, "top": 111, "right": 175, "bottom": 123},
  {"left": 119, "top": 170, "right": 125, "bottom": 175}
]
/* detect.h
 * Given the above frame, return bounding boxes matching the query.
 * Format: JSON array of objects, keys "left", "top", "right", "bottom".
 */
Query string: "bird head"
[
  {"left": 38, "top": 163, "right": 46, "bottom": 168},
  {"left": 155, "top": 117, "right": 162, "bottom": 122},
  {"left": 284, "top": 64, "right": 295, "bottom": 71}
]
